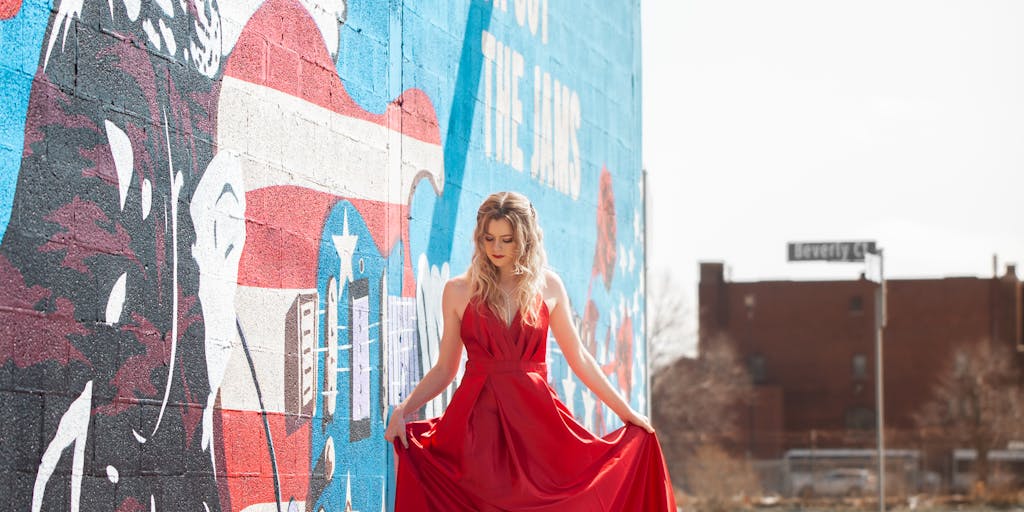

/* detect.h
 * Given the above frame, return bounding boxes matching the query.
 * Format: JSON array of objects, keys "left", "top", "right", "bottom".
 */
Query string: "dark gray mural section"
[{"left": 2, "top": 0, "right": 224, "bottom": 509}]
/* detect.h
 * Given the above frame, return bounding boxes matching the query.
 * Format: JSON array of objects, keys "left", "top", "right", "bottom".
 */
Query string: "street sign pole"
[
  {"left": 787, "top": 240, "right": 886, "bottom": 511},
  {"left": 874, "top": 249, "right": 886, "bottom": 512}
]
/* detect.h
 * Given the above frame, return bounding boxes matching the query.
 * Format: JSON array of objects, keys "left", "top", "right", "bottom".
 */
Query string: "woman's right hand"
[
  {"left": 384, "top": 405, "right": 409, "bottom": 449},
  {"left": 620, "top": 408, "right": 655, "bottom": 434}
]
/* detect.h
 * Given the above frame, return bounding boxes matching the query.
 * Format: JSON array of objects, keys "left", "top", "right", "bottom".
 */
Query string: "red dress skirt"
[{"left": 394, "top": 299, "right": 677, "bottom": 511}]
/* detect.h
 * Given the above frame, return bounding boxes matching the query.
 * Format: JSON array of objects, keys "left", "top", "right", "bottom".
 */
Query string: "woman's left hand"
[
  {"left": 620, "top": 409, "right": 655, "bottom": 433},
  {"left": 384, "top": 405, "right": 409, "bottom": 448}
]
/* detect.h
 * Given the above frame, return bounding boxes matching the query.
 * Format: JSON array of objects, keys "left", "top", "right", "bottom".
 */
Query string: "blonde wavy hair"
[{"left": 467, "top": 191, "right": 547, "bottom": 326}]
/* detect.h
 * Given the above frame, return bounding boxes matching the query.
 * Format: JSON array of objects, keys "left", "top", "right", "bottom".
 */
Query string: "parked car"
[{"left": 797, "top": 468, "right": 877, "bottom": 498}]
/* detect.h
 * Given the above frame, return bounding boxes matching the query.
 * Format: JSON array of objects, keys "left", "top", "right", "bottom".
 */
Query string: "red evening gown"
[{"left": 394, "top": 298, "right": 677, "bottom": 511}]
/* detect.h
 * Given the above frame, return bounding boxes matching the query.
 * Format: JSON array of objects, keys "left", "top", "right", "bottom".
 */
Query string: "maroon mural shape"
[
  {"left": 578, "top": 166, "right": 638, "bottom": 433},
  {"left": 593, "top": 166, "right": 617, "bottom": 290}
]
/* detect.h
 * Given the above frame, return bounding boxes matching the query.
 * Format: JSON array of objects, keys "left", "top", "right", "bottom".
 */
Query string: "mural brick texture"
[{"left": 0, "top": 0, "right": 645, "bottom": 509}]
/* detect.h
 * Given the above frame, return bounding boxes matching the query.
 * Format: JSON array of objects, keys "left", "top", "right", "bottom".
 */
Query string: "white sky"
[{"left": 642, "top": 1, "right": 1024, "bottom": 355}]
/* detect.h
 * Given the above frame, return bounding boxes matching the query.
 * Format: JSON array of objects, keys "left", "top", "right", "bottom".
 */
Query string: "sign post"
[
  {"left": 787, "top": 240, "right": 886, "bottom": 512},
  {"left": 872, "top": 249, "right": 886, "bottom": 512}
]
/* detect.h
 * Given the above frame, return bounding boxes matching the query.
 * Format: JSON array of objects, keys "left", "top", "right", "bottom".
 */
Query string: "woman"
[{"left": 384, "top": 191, "right": 676, "bottom": 511}]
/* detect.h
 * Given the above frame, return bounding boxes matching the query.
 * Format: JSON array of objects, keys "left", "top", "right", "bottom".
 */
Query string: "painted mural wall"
[{"left": 0, "top": 0, "right": 645, "bottom": 509}]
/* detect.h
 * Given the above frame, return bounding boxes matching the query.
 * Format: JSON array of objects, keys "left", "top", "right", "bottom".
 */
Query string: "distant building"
[{"left": 698, "top": 262, "right": 1023, "bottom": 459}]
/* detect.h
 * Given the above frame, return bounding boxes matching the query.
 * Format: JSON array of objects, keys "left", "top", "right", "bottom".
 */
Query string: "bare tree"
[
  {"left": 683, "top": 444, "right": 760, "bottom": 512},
  {"left": 647, "top": 268, "right": 694, "bottom": 371},
  {"left": 914, "top": 339, "right": 1024, "bottom": 494},
  {"left": 652, "top": 333, "right": 753, "bottom": 485}
]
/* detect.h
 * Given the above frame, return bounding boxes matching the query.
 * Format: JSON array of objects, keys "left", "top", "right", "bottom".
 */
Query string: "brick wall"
[{"left": 699, "top": 263, "right": 1023, "bottom": 456}]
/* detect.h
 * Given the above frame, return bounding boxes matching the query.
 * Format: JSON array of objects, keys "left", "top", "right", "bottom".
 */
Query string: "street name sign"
[{"left": 787, "top": 241, "right": 877, "bottom": 262}]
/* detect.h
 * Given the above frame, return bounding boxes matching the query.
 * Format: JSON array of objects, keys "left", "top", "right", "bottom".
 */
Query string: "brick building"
[{"left": 698, "top": 262, "right": 1024, "bottom": 459}]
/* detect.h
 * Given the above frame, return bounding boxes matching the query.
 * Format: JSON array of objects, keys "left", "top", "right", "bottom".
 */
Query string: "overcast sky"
[{"left": 642, "top": 1, "right": 1024, "bottom": 355}]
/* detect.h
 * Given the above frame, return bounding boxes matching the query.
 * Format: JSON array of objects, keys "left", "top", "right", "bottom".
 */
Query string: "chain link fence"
[{"left": 666, "top": 428, "right": 1024, "bottom": 511}]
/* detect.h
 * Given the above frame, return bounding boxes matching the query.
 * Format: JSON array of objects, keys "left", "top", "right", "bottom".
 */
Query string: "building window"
[
  {"left": 852, "top": 354, "right": 867, "bottom": 380},
  {"left": 849, "top": 295, "right": 863, "bottom": 314},
  {"left": 846, "top": 407, "right": 875, "bottom": 430},
  {"left": 749, "top": 354, "right": 766, "bottom": 384},
  {"left": 954, "top": 352, "right": 968, "bottom": 377},
  {"left": 744, "top": 293, "right": 756, "bottom": 320}
]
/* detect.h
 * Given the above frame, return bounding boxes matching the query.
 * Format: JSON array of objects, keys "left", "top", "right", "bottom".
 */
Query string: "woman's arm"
[
  {"left": 384, "top": 279, "right": 466, "bottom": 448},
  {"left": 546, "top": 271, "right": 654, "bottom": 433}
]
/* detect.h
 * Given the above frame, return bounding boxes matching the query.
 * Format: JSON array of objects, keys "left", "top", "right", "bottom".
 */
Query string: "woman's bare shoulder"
[
  {"left": 445, "top": 274, "right": 472, "bottom": 294},
  {"left": 541, "top": 268, "right": 566, "bottom": 291},
  {"left": 540, "top": 268, "right": 567, "bottom": 310},
  {"left": 444, "top": 274, "right": 473, "bottom": 314}
]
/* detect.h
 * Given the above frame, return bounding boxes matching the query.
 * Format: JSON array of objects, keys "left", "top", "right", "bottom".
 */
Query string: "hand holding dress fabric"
[
  {"left": 385, "top": 406, "right": 409, "bottom": 449},
  {"left": 620, "top": 409, "right": 656, "bottom": 433}
]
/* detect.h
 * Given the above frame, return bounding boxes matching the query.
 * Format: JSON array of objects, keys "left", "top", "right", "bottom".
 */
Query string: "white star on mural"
[
  {"left": 633, "top": 208, "right": 642, "bottom": 244},
  {"left": 344, "top": 470, "right": 360, "bottom": 512},
  {"left": 609, "top": 309, "right": 618, "bottom": 347},
  {"left": 332, "top": 209, "right": 359, "bottom": 284},
  {"left": 561, "top": 375, "right": 577, "bottom": 417},
  {"left": 582, "top": 390, "right": 597, "bottom": 432}
]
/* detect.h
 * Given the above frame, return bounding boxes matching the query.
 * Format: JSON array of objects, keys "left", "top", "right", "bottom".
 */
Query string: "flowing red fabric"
[{"left": 394, "top": 299, "right": 677, "bottom": 511}]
